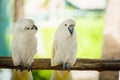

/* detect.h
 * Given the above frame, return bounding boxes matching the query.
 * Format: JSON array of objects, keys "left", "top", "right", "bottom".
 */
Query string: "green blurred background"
[{"left": 0, "top": 0, "right": 106, "bottom": 80}]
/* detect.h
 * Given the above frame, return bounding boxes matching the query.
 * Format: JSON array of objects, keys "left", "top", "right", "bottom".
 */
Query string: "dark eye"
[
  {"left": 65, "top": 24, "right": 67, "bottom": 26},
  {"left": 26, "top": 27, "right": 29, "bottom": 30}
]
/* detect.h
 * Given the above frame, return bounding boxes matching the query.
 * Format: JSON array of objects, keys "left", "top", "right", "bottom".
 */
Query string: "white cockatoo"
[
  {"left": 11, "top": 19, "right": 37, "bottom": 80},
  {"left": 50, "top": 19, "right": 77, "bottom": 80}
]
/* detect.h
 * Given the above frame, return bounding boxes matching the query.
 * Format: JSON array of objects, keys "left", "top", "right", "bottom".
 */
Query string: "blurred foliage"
[
  {"left": 66, "top": 0, "right": 79, "bottom": 9},
  {"left": 75, "top": 16, "right": 103, "bottom": 58},
  {"left": 32, "top": 70, "right": 51, "bottom": 80}
]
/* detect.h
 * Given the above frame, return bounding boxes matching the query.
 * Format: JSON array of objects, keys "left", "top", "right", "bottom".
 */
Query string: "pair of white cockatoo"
[{"left": 11, "top": 19, "right": 77, "bottom": 80}]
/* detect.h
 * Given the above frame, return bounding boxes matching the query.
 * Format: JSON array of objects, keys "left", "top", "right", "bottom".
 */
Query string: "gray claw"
[
  {"left": 62, "top": 62, "right": 67, "bottom": 70},
  {"left": 63, "top": 62, "right": 67, "bottom": 69},
  {"left": 27, "top": 65, "right": 32, "bottom": 72},
  {"left": 19, "top": 64, "right": 24, "bottom": 71},
  {"left": 62, "top": 62, "right": 71, "bottom": 71},
  {"left": 66, "top": 64, "right": 71, "bottom": 72}
]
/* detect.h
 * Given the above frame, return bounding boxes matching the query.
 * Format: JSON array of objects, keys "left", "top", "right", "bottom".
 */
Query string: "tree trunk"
[
  {"left": 100, "top": 0, "right": 120, "bottom": 80},
  {"left": 14, "top": 0, "right": 24, "bottom": 21}
]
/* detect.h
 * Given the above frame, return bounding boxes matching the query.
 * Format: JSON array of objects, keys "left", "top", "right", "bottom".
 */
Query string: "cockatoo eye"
[
  {"left": 65, "top": 24, "right": 67, "bottom": 26},
  {"left": 26, "top": 27, "right": 29, "bottom": 30}
]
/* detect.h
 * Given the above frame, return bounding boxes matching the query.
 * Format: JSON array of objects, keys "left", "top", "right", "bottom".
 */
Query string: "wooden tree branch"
[{"left": 0, "top": 57, "right": 120, "bottom": 71}]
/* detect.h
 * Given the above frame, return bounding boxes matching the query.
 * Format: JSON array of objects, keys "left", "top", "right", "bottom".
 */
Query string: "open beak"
[{"left": 68, "top": 24, "right": 74, "bottom": 35}]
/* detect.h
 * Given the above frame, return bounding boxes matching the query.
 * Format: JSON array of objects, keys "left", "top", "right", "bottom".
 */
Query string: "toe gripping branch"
[
  {"left": 18, "top": 64, "right": 32, "bottom": 72},
  {"left": 62, "top": 62, "right": 71, "bottom": 72}
]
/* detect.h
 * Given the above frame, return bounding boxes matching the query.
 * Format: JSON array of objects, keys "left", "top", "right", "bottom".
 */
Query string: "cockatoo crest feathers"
[
  {"left": 59, "top": 19, "right": 76, "bottom": 28},
  {"left": 12, "top": 19, "right": 37, "bottom": 34}
]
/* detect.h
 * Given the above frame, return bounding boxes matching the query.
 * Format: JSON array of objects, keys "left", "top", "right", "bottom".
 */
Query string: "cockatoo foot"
[
  {"left": 66, "top": 63, "right": 71, "bottom": 72},
  {"left": 62, "top": 62, "right": 67, "bottom": 70},
  {"left": 27, "top": 65, "right": 32, "bottom": 72},
  {"left": 19, "top": 63, "right": 24, "bottom": 71},
  {"left": 62, "top": 62, "right": 71, "bottom": 72}
]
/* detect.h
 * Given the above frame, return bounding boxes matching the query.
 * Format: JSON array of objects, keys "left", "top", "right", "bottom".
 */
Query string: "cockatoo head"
[
  {"left": 13, "top": 19, "right": 38, "bottom": 35},
  {"left": 59, "top": 19, "right": 76, "bottom": 35}
]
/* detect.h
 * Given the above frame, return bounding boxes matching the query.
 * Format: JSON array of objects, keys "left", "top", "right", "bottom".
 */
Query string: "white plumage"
[
  {"left": 12, "top": 19, "right": 37, "bottom": 66},
  {"left": 51, "top": 19, "right": 77, "bottom": 80},
  {"left": 11, "top": 19, "right": 37, "bottom": 80}
]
